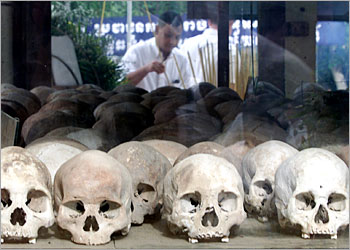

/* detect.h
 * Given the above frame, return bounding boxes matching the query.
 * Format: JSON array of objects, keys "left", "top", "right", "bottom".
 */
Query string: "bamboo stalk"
[
  {"left": 206, "top": 41, "right": 212, "bottom": 85},
  {"left": 242, "top": 48, "right": 250, "bottom": 99},
  {"left": 187, "top": 51, "right": 197, "bottom": 85},
  {"left": 173, "top": 54, "right": 186, "bottom": 89},
  {"left": 229, "top": 48, "right": 233, "bottom": 89},
  {"left": 211, "top": 43, "right": 216, "bottom": 88},
  {"left": 235, "top": 44, "right": 239, "bottom": 93},
  {"left": 143, "top": 0, "right": 171, "bottom": 86},
  {"left": 198, "top": 47, "right": 206, "bottom": 82},
  {"left": 98, "top": 0, "right": 106, "bottom": 37}
]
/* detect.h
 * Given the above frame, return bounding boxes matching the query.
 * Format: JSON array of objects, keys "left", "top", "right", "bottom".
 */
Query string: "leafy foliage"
[
  {"left": 52, "top": 1, "right": 187, "bottom": 18},
  {"left": 51, "top": 2, "right": 126, "bottom": 90}
]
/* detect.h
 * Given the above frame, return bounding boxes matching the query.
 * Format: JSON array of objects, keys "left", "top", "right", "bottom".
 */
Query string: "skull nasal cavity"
[
  {"left": 201, "top": 208, "right": 219, "bottom": 227},
  {"left": 10, "top": 208, "right": 26, "bottom": 226},
  {"left": 314, "top": 205, "right": 329, "bottom": 224},
  {"left": 83, "top": 216, "right": 99, "bottom": 232}
]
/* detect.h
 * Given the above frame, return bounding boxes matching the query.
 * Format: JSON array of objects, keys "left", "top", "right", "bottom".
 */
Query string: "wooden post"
[
  {"left": 217, "top": 1, "right": 229, "bottom": 87},
  {"left": 257, "top": 2, "right": 286, "bottom": 94},
  {"left": 12, "top": 1, "right": 52, "bottom": 90}
]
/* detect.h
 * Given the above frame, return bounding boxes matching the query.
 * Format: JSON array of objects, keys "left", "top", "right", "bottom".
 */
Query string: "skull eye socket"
[
  {"left": 327, "top": 193, "right": 346, "bottom": 212},
  {"left": 180, "top": 192, "right": 201, "bottom": 213},
  {"left": 136, "top": 183, "right": 156, "bottom": 203},
  {"left": 1, "top": 189, "right": 12, "bottom": 209},
  {"left": 218, "top": 191, "right": 237, "bottom": 212},
  {"left": 99, "top": 200, "right": 121, "bottom": 219},
  {"left": 295, "top": 192, "right": 316, "bottom": 210},
  {"left": 26, "top": 189, "right": 49, "bottom": 213},
  {"left": 253, "top": 180, "right": 273, "bottom": 196},
  {"left": 63, "top": 200, "right": 85, "bottom": 217}
]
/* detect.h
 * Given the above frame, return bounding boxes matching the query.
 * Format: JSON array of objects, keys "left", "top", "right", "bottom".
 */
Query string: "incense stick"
[
  {"left": 198, "top": 47, "right": 206, "bottom": 82},
  {"left": 187, "top": 51, "right": 197, "bottom": 85},
  {"left": 173, "top": 54, "right": 186, "bottom": 89},
  {"left": 211, "top": 43, "right": 217, "bottom": 88},
  {"left": 229, "top": 48, "right": 233, "bottom": 88},
  {"left": 206, "top": 41, "right": 212, "bottom": 85},
  {"left": 235, "top": 44, "right": 239, "bottom": 92}
]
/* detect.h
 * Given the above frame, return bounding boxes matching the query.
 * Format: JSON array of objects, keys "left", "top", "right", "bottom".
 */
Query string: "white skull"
[
  {"left": 142, "top": 139, "right": 188, "bottom": 166},
  {"left": 163, "top": 154, "right": 246, "bottom": 243},
  {"left": 108, "top": 141, "right": 172, "bottom": 224},
  {"left": 54, "top": 150, "right": 132, "bottom": 245},
  {"left": 173, "top": 141, "right": 225, "bottom": 166},
  {"left": 242, "top": 140, "right": 298, "bottom": 222},
  {"left": 25, "top": 138, "right": 88, "bottom": 184},
  {"left": 220, "top": 140, "right": 255, "bottom": 177},
  {"left": 1, "top": 146, "right": 54, "bottom": 244},
  {"left": 275, "top": 148, "right": 349, "bottom": 239}
]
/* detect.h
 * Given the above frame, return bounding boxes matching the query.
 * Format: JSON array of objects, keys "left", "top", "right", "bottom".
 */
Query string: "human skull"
[
  {"left": 108, "top": 141, "right": 172, "bottom": 224},
  {"left": 174, "top": 141, "right": 224, "bottom": 166},
  {"left": 142, "top": 139, "right": 187, "bottom": 166},
  {"left": 163, "top": 154, "right": 246, "bottom": 243},
  {"left": 54, "top": 150, "right": 132, "bottom": 245},
  {"left": 275, "top": 148, "right": 349, "bottom": 239},
  {"left": 25, "top": 137, "right": 88, "bottom": 184},
  {"left": 1, "top": 146, "right": 54, "bottom": 244},
  {"left": 242, "top": 140, "right": 298, "bottom": 222}
]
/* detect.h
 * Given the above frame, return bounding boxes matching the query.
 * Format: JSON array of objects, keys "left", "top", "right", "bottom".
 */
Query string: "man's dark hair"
[{"left": 158, "top": 11, "right": 183, "bottom": 28}]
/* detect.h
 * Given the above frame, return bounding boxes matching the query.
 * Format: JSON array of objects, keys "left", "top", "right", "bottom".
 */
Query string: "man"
[
  {"left": 181, "top": 15, "right": 239, "bottom": 85},
  {"left": 121, "top": 11, "right": 194, "bottom": 92}
]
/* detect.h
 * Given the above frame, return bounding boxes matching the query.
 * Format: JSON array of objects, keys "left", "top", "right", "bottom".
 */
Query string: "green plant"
[{"left": 51, "top": 2, "right": 126, "bottom": 90}]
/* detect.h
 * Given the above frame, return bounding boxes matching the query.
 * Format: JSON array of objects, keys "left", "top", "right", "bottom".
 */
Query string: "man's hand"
[
  {"left": 126, "top": 60, "right": 165, "bottom": 86},
  {"left": 147, "top": 61, "right": 165, "bottom": 74}
]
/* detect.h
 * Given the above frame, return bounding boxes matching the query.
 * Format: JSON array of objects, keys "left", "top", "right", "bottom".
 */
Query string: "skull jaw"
[
  {"left": 1, "top": 224, "right": 39, "bottom": 244},
  {"left": 67, "top": 224, "right": 130, "bottom": 246},
  {"left": 57, "top": 213, "right": 131, "bottom": 245},
  {"left": 169, "top": 212, "right": 246, "bottom": 243},
  {"left": 70, "top": 232, "right": 113, "bottom": 246},
  {"left": 1, "top": 214, "right": 54, "bottom": 243},
  {"left": 284, "top": 203, "right": 349, "bottom": 240}
]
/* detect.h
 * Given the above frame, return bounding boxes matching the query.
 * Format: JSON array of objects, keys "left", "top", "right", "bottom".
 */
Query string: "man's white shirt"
[
  {"left": 181, "top": 27, "right": 239, "bottom": 84},
  {"left": 121, "top": 37, "right": 195, "bottom": 92}
]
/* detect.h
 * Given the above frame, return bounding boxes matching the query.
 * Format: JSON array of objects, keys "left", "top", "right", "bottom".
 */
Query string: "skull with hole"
[
  {"left": 275, "top": 148, "right": 349, "bottom": 239},
  {"left": 163, "top": 154, "right": 246, "bottom": 243},
  {"left": 242, "top": 140, "right": 298, "bottom": 222},
  {"left": 1, "top": 146, "right": 54, "bottom": 244},
  {"left": 108, "top": 141, "right": 172, "bottom": 224},
  {"left": 54, "top": 150, "right": 132, "bottom": 245}
]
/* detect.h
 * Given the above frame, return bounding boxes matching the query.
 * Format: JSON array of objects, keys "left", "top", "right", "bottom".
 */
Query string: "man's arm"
[{"left": 126, "top": 61, "right": 165, "bottom": 86}]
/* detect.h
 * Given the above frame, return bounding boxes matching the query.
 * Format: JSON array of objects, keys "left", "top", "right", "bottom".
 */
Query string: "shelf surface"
[{"left": 2, "top": 218, "right": 349, "bottom": 249}]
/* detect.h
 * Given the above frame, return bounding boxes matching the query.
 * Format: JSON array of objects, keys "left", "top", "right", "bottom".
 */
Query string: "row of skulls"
[{"left": 1, "top": 140, "right": 349, "bottom": 245}]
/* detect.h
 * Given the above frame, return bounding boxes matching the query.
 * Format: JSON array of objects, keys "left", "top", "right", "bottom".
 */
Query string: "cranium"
[
  {"left": 142, "top": 139, "right": 187, "bottom": 166},
  {"left": 242, "top": 140, "right": 298, "bottom": 222},
  {"left": 25, "top": 137, "right": 88, "bottom": 184},
  {"left": 1, "top": 146, "right": 54, "bottom": 244},
  {"left": 174, "top": 141, "right": 224, "bottom": 166},
  {"left": 163, "top": 154, "right": 246, "bottom": 243},
  {"left": 54, "top": 150, "right": 132, "bottom": 245},
  {"left": 108, "top": 141, "right": 172, "bottom": 224},
  {"left": 275, "top": 148, "right": 349, "bottom": 239}
]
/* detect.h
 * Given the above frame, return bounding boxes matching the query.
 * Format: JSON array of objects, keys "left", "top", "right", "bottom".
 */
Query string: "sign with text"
[{"left": 87, "top": 15, "right": 258, "bottom": 57}]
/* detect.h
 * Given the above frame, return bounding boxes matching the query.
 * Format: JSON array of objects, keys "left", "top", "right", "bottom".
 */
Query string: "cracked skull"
[
  {"left": 108, "top": 141, "right": 172, "bottom": 224},
  {"left": 163, "top": 154, "right": 246, "bottom": 243},
  {"left": 242, "top": 140, "right": 298, "bottom": 222},
  {"left": 54, "top": 150, "right": 132, "bottom": 245},
  {"left": 1, "top": 146, "right": 54, "bottom": 244},
  {"left": 275, "top": 148, "right": 349, "bottom": 239}
]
